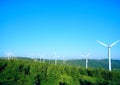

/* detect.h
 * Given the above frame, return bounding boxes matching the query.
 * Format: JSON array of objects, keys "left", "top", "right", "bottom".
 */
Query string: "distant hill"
[
  {"left": 1, "top": 57, "right": 120, "bottom": 70},
  {"left": 66, "top": 59, "right": 120, "bottom": 70}
]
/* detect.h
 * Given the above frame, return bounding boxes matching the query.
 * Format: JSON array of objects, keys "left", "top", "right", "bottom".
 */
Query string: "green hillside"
[
  {"left": 32, "top": 58, "right": 120, "bottom": 70},
  {"left": 0, "top": 58, "right": 120, "bottom": 85},
  {"left": 65, "top": 59, "right": 120, "bottom": 70},
  {"left": 1, "top": 57, "right": 120, "bottom": 70}
]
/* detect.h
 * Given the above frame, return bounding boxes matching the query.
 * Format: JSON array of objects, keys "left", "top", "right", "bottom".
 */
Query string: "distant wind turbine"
[
  {"left": 81, "top": 52, "right": 91, "bottom": 69},
  {"left": 42, "top": 56, "right": 45, "bottom": 63},
  {"left": 97, "top": 40, "right": 120, "bottom": 71},
  {"left": 39, "top": 55, "right": 43, "bottom": 62},
  {"left": 39, "top": 56, "right": 41, "bottom": 62},
  {"left": 48, "top": 55, "right": 51, "bottom": 64},
  {"left": 54, "top": 52, "right": 57, "bottom": 65},
  {"left": 5, "top": 52, "right": 9, "bottom": 60},
  {"left": 34, "top": 56, "right": 38, "bottom": 62},
  {"left": 62, "top": 56, "right": 69, "bottom": 66},
  {"left": 5, "top": 52, "right": 14, "bottom": 60}
]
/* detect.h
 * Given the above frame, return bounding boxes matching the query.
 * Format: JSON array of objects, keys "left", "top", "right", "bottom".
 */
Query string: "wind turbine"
[
  {"left": 48, "top": 55, "right": 51, "bottom": 64},
  {"left": 5, "top": 52, "right": 9, "bottom": 60},
  {"left": 54, "top": 52, "right": 59, "bottom": 65},
  {"left": 39, "top": 56, "right": 42, "bottom": 62},
  {"left": 11, "top": 52, "right": 14, "bottom": 59},
  {"left": 34, "top": 56, "right": 38, "bottom": 62},
  {"left": 97, "top": 40, "right": 120, "bottom": 71},
  {"left": 81, "top": 52, "right": 91, "bottom": 69},
  {"left": 5, "top": 52, "right": 13, "bottom": 60},
  {"left": 54, "top": 52, "right": 57, "bottom": 65},
  {"left": 39, "top": 55, "right": 44, "bottom": 62},
  {"left": 42, "top": 55, "right": 45, "bottom": 63},
  {"left": 62, "top": 56, "right": 69, "bottom": 66}
]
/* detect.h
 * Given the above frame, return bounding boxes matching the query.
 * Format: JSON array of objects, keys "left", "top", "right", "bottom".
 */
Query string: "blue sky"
[{"left": 0, "top": 0, "right": 120, "bottom": 59}]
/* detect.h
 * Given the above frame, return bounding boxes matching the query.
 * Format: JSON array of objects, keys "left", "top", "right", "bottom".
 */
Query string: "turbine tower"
[
  {"left": 81, "top": 52, "right": 91, "bottom": 69},
  {"left": 97, "top": 40, "right": 120, "bottom": 71},
  {"left": 42, "top": 55, "right": 45, "bottom": 63},
  {"left": 48, "top": 55, "right": 51, "bottom": 64},
  {"left": 34, "top": 56, "right": 37, "bottom": 62},
  {"left": 54, "top": 52, "right": 57, "bottom": 65},
  {"left": 5, "top": 52, "right": 9, "bottom": 60},
  {"left": 39, "top": 56, "right": 41, "bottom": 62}
]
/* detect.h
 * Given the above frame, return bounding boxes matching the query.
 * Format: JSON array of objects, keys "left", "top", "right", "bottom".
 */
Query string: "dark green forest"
[{"left": 0, "top": 58, "right": 120, "bottom": 85}]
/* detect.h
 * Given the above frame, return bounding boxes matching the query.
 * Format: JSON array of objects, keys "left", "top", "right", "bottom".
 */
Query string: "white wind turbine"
[
  {"left": 97, "top": 40, "right": 120, "bottom": 71},
  {"left": 62, "top": 56, "right": 69, "bottom": 66},
  {"left": 54, "top": 52, "right": 58, "bottom": 65},
  {"left": 5, "top": 52, "right": 9, "bottom": 60},
  {"left": 48, "top": 55, "right": 51, "bottom": 64},
  {"left": 39, "top": 56, "right": 42, "bottom": 62},
  {"left": 39, "top": 55, "right": 44, "bottom": 62},
  {"left": 81, "top": 52, "right": 91, "bottom": 69},
  {"left": 39, "top": 55, "right": 45, "bottom": 63},
  {"left": 5, "top": 52, "right": 14, "bottom": 60},
  {"left": 12, "top": 52, "right": 14, "bottom": 59},
  {"left": 42, "top": 55, "right": 45, "bottom": 63},
  {"left": 54, "top": 52, "right": 57, "bottom": 65},
  {"left": 34, "top": 56, "right": 38, "bottom": 62}
]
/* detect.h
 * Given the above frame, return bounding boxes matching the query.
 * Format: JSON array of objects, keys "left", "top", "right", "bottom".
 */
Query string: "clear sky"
[{"left": 0, "top": 0, "right": 120, "bottom": 59}]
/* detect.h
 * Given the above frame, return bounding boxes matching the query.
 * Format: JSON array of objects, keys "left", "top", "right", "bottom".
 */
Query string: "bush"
[{"left": 0, "top": 59, "right": 120, "bottom": 85}]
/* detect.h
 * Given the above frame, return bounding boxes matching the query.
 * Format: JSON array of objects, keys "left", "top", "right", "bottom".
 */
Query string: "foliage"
[{"left": 0, "top": 59, "right": 120, "bottom": 85}]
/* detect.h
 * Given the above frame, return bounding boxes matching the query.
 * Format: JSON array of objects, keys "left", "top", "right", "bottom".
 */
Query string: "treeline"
[{"left": 0, "top": 59, "right": 120, "bottom": 85}]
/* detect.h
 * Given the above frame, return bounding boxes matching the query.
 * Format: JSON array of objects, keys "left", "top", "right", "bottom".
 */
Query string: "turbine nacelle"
[{"left": 80, "top": 52, "right": 91, "bottom": 59}]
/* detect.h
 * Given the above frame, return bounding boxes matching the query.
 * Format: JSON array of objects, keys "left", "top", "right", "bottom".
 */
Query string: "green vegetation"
[
  {"left": 0, "top": 58, "right": 120, "bottom": 85},
  {"left": 66, "top": 59, "right": 120, "bottom": 70}
]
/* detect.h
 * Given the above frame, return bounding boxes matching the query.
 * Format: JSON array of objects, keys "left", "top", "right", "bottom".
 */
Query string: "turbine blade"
[
  {"left": 97, "top": 41, "right": 108, "bottom": 47},
  {"left": 110, "top": 40, "right": 120, "bottom": 47},
  {"left": 87, "top": 52, "right": 91, "bottom": 57},
  {"left": 63, "top": 59, "right": 67, "bottom": 63},
  {"left": 80, "top": 55, "right": 85, "bottom": 57}
]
